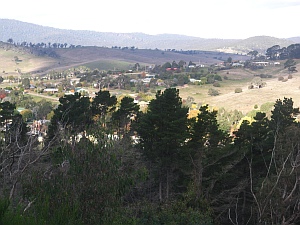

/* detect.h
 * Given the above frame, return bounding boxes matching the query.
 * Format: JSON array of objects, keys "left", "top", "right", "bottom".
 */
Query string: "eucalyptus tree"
[{"left": 219, "top": 98, "right": 300, "bottom": 224}]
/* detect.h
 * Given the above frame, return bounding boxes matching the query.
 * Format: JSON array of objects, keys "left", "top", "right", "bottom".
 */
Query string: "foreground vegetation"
[
  {"left": 1, "top": 41, "right": 300, "bottom": 224},
  {"left": 1, "top": 87, "right": 300, "bottom": 224}
]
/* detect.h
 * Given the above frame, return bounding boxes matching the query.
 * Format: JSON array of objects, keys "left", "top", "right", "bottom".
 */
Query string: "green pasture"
[{"left": 82, "top": 60, "right": 133, "bottom": 71}]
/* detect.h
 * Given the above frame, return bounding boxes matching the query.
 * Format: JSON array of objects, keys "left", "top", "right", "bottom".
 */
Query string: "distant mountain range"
[{"left": 0, "top": 19, "right": 298, "bottom": 53}]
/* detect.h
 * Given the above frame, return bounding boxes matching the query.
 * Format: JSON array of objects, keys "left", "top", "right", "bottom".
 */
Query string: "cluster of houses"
[{"left": 214, "top": 60, "right": 281, "bottom": 69}]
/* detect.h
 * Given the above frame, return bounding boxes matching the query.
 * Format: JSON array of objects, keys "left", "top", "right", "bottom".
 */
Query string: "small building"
[
  {"left": 44, "top": 88, "right": 58, "bottom": 93},
  {"left": 232, "top": 62, "right": 244, "bottom": 67},
  {"left": 252, "top": 61, "right": 269, "bottom": 66},
  {"left": 190, "top": 78, "right": 201, "bottom": 83}
]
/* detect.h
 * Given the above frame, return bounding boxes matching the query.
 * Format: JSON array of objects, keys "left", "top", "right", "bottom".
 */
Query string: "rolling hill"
[
  {"left": 0, "top": 19, "right": 297, "bottom": 53},
  {"left": 0, "top": 41, "right": 250, "bottom": 76}
]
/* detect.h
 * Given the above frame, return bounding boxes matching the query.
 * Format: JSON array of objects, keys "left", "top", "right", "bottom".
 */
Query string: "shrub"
[
  {"left": 213, "top": 82, "right": 221, "bottom": 87},
  {"left": 288, "top": 74, "right": 293, "bottom": 79},
  {"left": 282, "top": 78, "right": 288, "bottom": 82},
  {"left": 235, "top": 88, "right": 242, "bottom": 93},
  {"left": 200, "top": 77, "right": 207, "bottom": 84},
  {"left": 257, "top": 74, "right": 272, "bottom": 78},
  {"left": 206, "top": 74, "right": 215, "bottom": 84},
  {"left": 224, "top": 75, "right": 228, "bottom": 80},
  {"left": 214, "top": 74, "right": 222, "bottom": 81},
  {"left": 260, "top": 102, "right": 274, "bottom": 113},
  {"left": 278, "top": 76, "right": 284, "bottom": 81},
  {"left": 208, "top": 88, "right": 219, "bottom": 96},
  {"left": 254, "top": 104, "right": 258, "bottom": 109}
]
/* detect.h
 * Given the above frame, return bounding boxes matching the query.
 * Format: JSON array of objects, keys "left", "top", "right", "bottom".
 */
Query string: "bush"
[
  {"left": 278, "top": 76, "right": 284, "bottom": 81},
  {"left": 213, "top": 82, "right": 221, "bottom": 87},
  {"left": 206, "top": 74, "right": 215, "bottom": 84},
  {"left": 200, "top": 77, "right": 207, "bottom": 84},
  {"left": 256, "top": 74, "right": 272, "bottom": 78},
  {"left": 208, "top": 88, "right": 219, "bottom": 96},
  {"left": 282, "top": 78, "right": 288, "bottom": 82},
  {"left": 214, "top": 74, "right": 222, "bottom": 81},
  {"left": 235, "top": 88, "right": 242, "bottom": 93},
  {"left": 260, "top": 102, "right": 274, "bottom": 113},
  {"left": 224, "top": 75, "right": 228, "bottom": 80},
  {"left": 288, "top": 74, "right": 293, "bottom": 79}
]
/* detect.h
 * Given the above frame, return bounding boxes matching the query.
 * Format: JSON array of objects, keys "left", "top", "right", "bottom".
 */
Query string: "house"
[
  {"left": 251, "top": 62, "right": 269, "bottom": 66},
  {"left": 43, "top": 88, "right": 58, "bottom": 93},
  {"left": 142, "top": 78, "right": 151, "bottom": 83},
  {"left": 70, "top": 78, "right": 81, "bottom": 85},
  {"left": 75, "top": 88, "right": 89, "bottom": 95},
  {"left": 232, "top": 62, "right": 244, "bottom": 67},
  {"left": 190, "top": 78, "right": 201, "bottom": 83},
  {"left": 145, "top": 74, "right": 156, "bottom": 79},
  {"left": 270, "top": 61, "right": 281, "bottom": 66}
]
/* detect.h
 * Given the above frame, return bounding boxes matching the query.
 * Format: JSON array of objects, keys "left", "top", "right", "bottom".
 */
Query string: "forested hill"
[{"left": 0, "top": 19, "right": 297, "bottom": 52}]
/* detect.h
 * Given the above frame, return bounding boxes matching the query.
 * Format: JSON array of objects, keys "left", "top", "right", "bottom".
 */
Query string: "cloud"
[{"left": 257, "top": 0, "right": 300, "bottom": 9}]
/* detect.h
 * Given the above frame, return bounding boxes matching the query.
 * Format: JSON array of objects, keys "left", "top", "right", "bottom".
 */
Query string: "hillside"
[
  {"left": 0, "top": 41, "right": 249, "bottom": 76},
  {"left": 218, "top": 36, "right": 294, "bottom": 54},
  {"left": 0, "top": 19, "right": 298, "bottom": 53}
]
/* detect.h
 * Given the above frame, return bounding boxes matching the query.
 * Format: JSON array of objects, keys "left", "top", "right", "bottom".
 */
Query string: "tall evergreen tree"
[
  {"left": 48, "top": 93, "right": 92, "bottom": 141},
  {"left": 112, "top": 96, "right": 139, "bottom": 136},
  {"left": 136, "top": 88, "right": 188, "bottom": 201},
  {"left": 91, "top": 90, "right": 117, "bottom": 126},
  {"left": 187, "top": 105, "right": 228, "bottom": 200}
]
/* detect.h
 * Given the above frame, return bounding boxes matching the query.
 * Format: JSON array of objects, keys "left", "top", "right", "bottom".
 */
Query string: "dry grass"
[{"left": 179, "top": 65, "right": 300, "bottom": 114}]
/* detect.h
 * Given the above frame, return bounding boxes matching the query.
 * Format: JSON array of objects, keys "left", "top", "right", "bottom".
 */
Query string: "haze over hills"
[{"left": 0, "top": 19, "right": 298, "bottom": 53}]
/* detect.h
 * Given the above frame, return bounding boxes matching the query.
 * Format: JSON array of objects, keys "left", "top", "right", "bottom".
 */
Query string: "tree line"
[
  {"left": 1, "top": 88, "right": 300, "bottom": 224},
  {"left": 6, "top": 38, "right": 79, "bottom": 49},
  {"left": 265, "top": 44, "right": 300, "bottom": 60}
]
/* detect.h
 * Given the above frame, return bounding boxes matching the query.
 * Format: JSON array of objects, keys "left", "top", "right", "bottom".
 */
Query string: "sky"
[{"left": 1, "top": 0, "right": 300, "bottom": 39}]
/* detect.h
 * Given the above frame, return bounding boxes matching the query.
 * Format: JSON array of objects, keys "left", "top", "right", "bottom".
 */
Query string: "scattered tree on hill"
[
  {"left": 284, "top": 58, "right": 297, "bottom": 73},
  {"left": 266, "top": 45, "right": 281, "bottom": 59},
  {"left": 227, "top": 57, "right": 232, "bottom": 63},
  {"left": 247, "top": 50, "right": 258, "bottom": 59},
  {"left": 22, "top": 78, "right": 30, "bottom": 89},
  {"left": 7, "top": 38, "right": 13, "bottom": 44},
  {"left": 284, "top": 58, "right": 296, "bottom": 69},
  {"left": 249, "top": 77, "right": 266, "bottom": 89}
]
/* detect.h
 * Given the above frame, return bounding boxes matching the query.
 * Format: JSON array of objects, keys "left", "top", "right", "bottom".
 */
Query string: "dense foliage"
[{"left": 1, "top": 89, "right": 300, "bottom": 224}]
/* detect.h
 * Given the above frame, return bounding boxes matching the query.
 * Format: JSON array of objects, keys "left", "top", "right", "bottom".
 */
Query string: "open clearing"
[{"left": 178, "top": 65, "right": 300, "bottom": 114}]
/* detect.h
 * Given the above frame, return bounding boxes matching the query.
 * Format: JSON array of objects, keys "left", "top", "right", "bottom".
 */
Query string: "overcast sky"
[{"left": 1, "top": 0, "right": 300, "bottom": 39}]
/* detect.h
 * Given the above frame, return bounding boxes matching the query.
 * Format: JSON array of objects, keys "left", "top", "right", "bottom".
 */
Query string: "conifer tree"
[{"left": 136, "top": 88, "right": 188, "bottom": 201}]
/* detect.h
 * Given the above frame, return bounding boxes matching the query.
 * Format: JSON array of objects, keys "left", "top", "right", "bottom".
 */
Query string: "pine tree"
[{"left": 136, "top": 88, "right": 188, "bottom": 201}]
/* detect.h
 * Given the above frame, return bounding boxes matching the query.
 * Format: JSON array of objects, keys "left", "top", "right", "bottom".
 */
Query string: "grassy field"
[
  {"left": 0, "top": 47, "right": 57, "bottom": 76},
  {"left": 178, "top": 63, "right": 300, "bottom": 114},
  {"left": 82, "top": 59, "right": 134, "bottom": 71}
]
